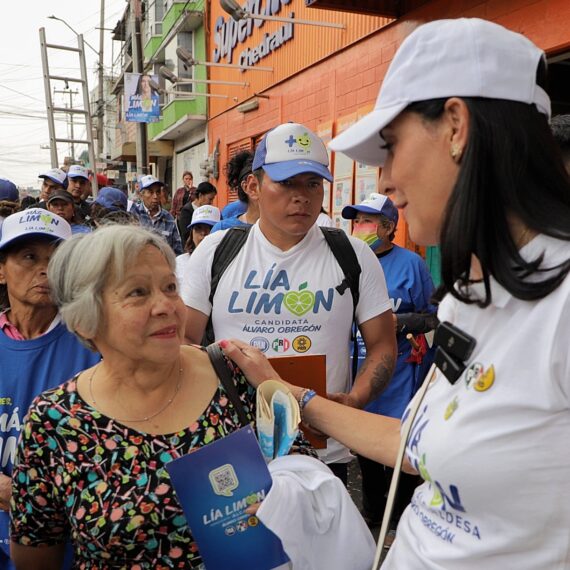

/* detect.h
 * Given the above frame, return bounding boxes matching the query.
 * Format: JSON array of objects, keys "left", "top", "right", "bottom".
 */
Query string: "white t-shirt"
[
  {"left": 181, "top": 222, "right": 391, "bottom": 463},
  {"left": 175, "top": 252, "right": 191, "bottom": 284},
  {"left": 385, "top": 234, "right": 570, "bottom": 569},
  {"left": 316, "top": 212, "right": 334, "bottom": 228}
]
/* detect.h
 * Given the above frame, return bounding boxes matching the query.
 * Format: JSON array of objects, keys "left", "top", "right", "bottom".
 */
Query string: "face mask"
[{"left": 352, "top": 222, "right": 382, "bottom": 250}]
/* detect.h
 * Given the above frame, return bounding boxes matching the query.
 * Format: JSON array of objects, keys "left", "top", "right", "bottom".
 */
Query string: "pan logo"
[{"left": 250, "top": 337, "right": 269, "bottom": 352}]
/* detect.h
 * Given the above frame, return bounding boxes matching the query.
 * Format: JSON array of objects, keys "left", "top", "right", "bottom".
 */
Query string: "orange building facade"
[{"left": 203, "top": 0, "right": 570, "bottom": 249}]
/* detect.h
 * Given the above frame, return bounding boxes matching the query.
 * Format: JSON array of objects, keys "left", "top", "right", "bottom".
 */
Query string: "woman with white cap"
[
  {"left": 221, "top": 18, "right": 570, "bottom": 569},
  {"left": 0, "top": 209, "right": 99, "bottom": 569},
  {"left": 176, "top": 204, "right": 221, "bottom": 280}
]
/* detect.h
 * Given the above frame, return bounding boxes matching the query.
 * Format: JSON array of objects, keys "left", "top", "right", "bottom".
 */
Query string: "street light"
[
  {"left": 219, "top": 0, "right": 346, "bottom": 29},
  {"left": 175, "top": 46, "right": 273, "bottom": 72},
  {"left": 159, "top": 66, "right": 249, "bottom": 87},
  {"left": 47, "top": 15, "right": 99, "bottom": 56}
]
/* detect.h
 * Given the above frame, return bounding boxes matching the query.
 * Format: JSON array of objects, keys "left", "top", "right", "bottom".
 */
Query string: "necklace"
[{"left": 88, "top": 363, "right": 182, "bottom": 423}]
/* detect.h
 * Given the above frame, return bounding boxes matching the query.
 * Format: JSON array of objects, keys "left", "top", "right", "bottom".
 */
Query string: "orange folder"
[{"left": 268, "top": 354, "right": 327, "bottom": 449}]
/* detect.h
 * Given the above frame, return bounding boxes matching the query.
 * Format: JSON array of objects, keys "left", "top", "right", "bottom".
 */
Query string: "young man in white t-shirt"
[{"left": 181, "top": 122, "right": 397, "bottom": 480}]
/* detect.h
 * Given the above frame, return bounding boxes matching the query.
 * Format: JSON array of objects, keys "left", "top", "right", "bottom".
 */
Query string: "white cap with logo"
[
  {"left": 67, "top": 165, "right": 90, "bottom": 180},
  {"left": 188, "top": 205, "right": 221, "bottom": 229},
  {"left": 253, "top": 122, "right": 333, "bottom": 182},
  {"left": 0, "top": 208, "right": 72, "bottom": 251},
  {"left": 329, "top": 18, "right": 551, "bottom": 167}
]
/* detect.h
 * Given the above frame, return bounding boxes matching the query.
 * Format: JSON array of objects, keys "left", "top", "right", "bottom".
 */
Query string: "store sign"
[{"left": 213, "top": 0, "right": 295, "bottom": 67}]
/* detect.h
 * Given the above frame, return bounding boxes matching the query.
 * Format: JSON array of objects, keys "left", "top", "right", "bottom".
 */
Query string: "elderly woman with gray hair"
[{"left": 9, "top": 224, "right": 314, "bottom": 570}]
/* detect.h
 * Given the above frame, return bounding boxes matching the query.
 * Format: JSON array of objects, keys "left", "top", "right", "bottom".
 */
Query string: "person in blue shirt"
[
  {"left": 0, "top": 208, "right": 100, "bottom": 570},
  {"left": 211, "top": 150, "right": 260, "bottom": 233},
  {"left": 343, "top": 193, "right": 436, "bottom": 528},
  {"left": 131, "top": 175, "right": 183, "bottom": 255}
]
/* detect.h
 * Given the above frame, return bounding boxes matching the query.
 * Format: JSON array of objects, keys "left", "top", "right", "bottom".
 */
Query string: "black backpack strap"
[
  {"left": 206, "top": 343, "right": 250, "bottom": 427},
  {"left": 202, "top": 225, "right": 252, "bottom": 346},
  {"left": 320, "top": 226, "right": 362, "bottom": 382}
]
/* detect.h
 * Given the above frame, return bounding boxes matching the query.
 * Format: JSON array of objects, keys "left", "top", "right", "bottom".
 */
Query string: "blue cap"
[
  {"left": 253, "top": 123, "right": 333, "bottom": 183},
  {"left": 94, "top": 187, "right": 128, "bottom": 211},
  {"left": 342, "top": 193, "right": 399, "bottom": 225},
  {"left": 0, "top": 178, "right": 18, "bottom": 202}
]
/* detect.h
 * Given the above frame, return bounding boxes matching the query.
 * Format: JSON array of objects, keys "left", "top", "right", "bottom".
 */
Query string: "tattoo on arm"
[{"left": 368, "top": 353, "right": 395, "bottom": 401}]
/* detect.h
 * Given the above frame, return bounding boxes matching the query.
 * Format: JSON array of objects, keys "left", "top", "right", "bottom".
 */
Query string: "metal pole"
[
  {"left": 39, "top": 27, "right": 59, "bottom": 168},
  {"left": 97, "top": 0, "right": 105, "bottom": 159},
  {"left": 130, "top": 0, "right": 148, "bottom": 175}
]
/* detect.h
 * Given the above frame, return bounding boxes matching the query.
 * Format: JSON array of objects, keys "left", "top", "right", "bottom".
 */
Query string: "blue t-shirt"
[
  {"left": 210, "top": 216, "right": 251, "bottom": 234},
  {"left": 354, "top": 245, "right": 435, "bottom": 419},
  {"left": 221, "top": 200, "right": 247, "bottom": 220},
  {"left": 0, "top": 322, "right": 100, "bottom": 567}
]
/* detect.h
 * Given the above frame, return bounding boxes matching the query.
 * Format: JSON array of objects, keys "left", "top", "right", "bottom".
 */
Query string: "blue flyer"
[{"left": 165, "top": 426, "right": 289, "bottom": 570}]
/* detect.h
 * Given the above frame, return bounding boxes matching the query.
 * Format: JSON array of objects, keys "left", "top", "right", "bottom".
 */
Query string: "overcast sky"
[{"left": 1, "top": 0, "right": 125, "bottom": 188}]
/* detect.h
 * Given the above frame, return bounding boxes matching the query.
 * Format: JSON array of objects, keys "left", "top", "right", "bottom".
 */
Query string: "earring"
[{"left": 450, "top": 143, "right": 462, "bottom": 162}]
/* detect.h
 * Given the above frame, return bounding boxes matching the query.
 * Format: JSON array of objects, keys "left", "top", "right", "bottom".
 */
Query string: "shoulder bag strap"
[{"left": 206, "top": 343, "right": 250, "bottom": 427}]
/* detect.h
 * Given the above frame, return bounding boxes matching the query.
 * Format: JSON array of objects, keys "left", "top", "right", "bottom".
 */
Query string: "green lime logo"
[
  {"left": 40, "top": 213, "right": 53, "bottom": 226},
  {"left": 283, "top": 282, "right": 315, "bottom": 316},
  {"left": 246, "top": 493, "right": 259, "bottom": 506}
]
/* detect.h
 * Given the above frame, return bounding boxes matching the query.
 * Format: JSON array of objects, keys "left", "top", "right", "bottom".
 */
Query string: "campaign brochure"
[
  {"left": 257, "top": 380, "right": 300, "bottom": 462},
  {"left": 165, "top": 426, "right": 289, "bottom": 570}
]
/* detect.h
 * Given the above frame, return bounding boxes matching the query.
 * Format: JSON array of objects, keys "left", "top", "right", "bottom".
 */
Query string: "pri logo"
[
  {"left": 271, "top": 338, "right": 290, "bottom": 353},
  {"left": 283, "top": 282, "right": 315, "bottom": 317},
  {"left": 250, "top": 337, "right": 269, "bottom": 352}
]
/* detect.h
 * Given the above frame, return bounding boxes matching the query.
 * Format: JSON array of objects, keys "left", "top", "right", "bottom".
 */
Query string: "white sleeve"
[
  {"left": 349, "top": 236, "right": 392, "bottom": 324},
  {"left": 550, "top": 285, "right": 570, "bottom": 404},
  {"left": 180, "top": 230, "right": 226, "bottom": 315}
]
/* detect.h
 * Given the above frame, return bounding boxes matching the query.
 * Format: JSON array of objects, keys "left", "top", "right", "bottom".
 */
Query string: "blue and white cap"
[
  {"left": 0, "top": 208, "right": 72, "bottom": 251},
  {"left": 39, "top": 167, "right": 68, "bottom": 189},
  {"left": 342, "top": 193, "right": 399, "bottom": 225},
  {"left": 67, "top": 165, "right": 90, "bottom": 180},
  {"left": 253, "top": 122, "right": 333, "bottom": 183},
  {"left": 188, "top": 205, "right": 221, "bottom": 229},
  {"left": 140, "top": 174, "right": 164, "bottom": 190}
]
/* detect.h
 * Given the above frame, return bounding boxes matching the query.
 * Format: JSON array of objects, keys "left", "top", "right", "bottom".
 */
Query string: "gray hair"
[{"left": 48, "top": 224, "right": 176, "bottom": 350}]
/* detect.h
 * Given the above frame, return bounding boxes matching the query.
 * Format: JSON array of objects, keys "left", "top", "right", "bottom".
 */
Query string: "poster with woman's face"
[{"left": 124, "top": 73, "right": 160, "bottom": 123}]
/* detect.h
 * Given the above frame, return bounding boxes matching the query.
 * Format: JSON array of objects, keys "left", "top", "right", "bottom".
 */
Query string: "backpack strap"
[
  {"left": 320, "top": 227, "right": 362, "bottom": 381},
  {"left": 202, "top": 225, "right": 252, "bottom": 346},
  {"left": 206, "top": 343, "right": 250, "bottom": 427}
]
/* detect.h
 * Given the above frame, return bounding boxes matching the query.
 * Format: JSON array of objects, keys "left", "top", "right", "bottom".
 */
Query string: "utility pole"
[
  {"left": 130, "top": 0, "right": 148, "bottom": 175},
  {"left": 97, "top": 0, "right": 105, "bottom": 160}
]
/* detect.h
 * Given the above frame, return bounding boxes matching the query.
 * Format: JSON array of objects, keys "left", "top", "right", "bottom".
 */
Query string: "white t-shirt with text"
[
  {"left": 181, "top": 222, "right": 391, "bottom": 463},
  {"left": 384, "top": 234, "right": 570, "bottom": 569}
]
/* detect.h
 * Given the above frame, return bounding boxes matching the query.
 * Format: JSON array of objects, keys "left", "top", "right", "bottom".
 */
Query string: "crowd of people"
[{"left": 1, "top": 16, "right": 569, "bottom": 570}]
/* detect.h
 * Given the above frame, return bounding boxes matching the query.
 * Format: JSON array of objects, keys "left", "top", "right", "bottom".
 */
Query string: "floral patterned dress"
[{"left": 11, "top": 358, "right": 314, "bottom": 569}]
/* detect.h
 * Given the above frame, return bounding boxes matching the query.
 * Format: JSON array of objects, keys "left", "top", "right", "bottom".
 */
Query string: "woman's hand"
[{"left": 220, "top": 339, "right": 284, "bottom": 389}]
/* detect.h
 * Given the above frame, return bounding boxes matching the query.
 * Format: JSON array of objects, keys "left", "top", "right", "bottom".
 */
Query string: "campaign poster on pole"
[{"left": 124, "top": 73, "right": 160, "bottom": 123}]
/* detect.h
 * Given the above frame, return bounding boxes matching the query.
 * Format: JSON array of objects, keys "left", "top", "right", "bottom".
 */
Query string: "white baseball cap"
[
  {"left": 329, "top": 18, "right": 551, "bottom": 166},
  {"left": 342, "top": 193, "right": 399, "bottom": 225},
  {"left": 253, "top": 122, "right": 333, "bottom": 182},
  {"left": 39, "top": 167, "right": 68, "bottom": 189},
  {"left": 67, "top": 165, "right": 90, "bottom": 180},
  {"left": 0, "top": 208, "right": 72, "bottom": 251},
  {"left": 188, "top": 205, "right": 221, "bottom": 229},
  {"left": 140, "top": 174, "right": 164, "bottom": 190}
]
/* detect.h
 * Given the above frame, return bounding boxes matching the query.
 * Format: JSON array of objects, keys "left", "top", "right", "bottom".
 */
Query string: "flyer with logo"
[{"left": 165, "top": 427, "right": 289, "bottom": 570}]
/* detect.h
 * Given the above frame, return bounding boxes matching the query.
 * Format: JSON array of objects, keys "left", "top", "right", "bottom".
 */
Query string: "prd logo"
[
  {"left": 292, "top": 335, "right": 311, "bottom": 353},
  {"left": 283, "top": 281, "right": 315, "bottom": 316},
  {"left": 271, "top": 338, "right": 290, "bottom": 353},
  {"left": 250, "top": 337, "right": 269, "bottom": 352}
]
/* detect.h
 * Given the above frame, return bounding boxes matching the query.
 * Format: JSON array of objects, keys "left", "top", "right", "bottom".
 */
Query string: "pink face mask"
[{"left": 352, "top": 222, "right": 382, "bottom": 250}]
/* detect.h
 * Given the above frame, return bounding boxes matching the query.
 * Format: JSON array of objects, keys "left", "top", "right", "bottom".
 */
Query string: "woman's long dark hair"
[
  {"left": 225, "top": 150, "right": 254, "bottom": 203},
  {"left": 407, "top": 92, "right": 570, "bottom": 306}
]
